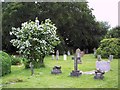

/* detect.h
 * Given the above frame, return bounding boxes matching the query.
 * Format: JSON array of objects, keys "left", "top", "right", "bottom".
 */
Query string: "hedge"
[{"left": 0, "top": 51, "right": 11, "bottom": 76}]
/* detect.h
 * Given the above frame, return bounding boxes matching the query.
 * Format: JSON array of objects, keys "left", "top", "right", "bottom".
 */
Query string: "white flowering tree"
[{"left": 10, "top": 18, "right": 60, "bottom": 68}]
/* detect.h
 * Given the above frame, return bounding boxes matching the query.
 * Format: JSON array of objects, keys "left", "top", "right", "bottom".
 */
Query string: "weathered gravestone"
[
  {"left": 70, "top": 49, "right": 82, "bottom": 77},
  {"left": 29, "top": 62, "right": 34, "bottom": 76}
]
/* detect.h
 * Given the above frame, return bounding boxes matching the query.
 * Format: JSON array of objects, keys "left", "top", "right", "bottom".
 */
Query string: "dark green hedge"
[
  {"left": 96, "top": 38, "right": 120, "bottom": 58},
  {"left": 0, "top": 51, "right": 11, "bottom": 76}
]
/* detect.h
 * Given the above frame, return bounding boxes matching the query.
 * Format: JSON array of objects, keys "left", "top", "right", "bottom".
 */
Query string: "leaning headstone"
[
  {"left": 29, "top": 62, "right": 34, "bottom": 76},
  {"left": 56, "top": 50, "right": 59, "bottom": 60},
  {"left": 108, "top": 55, "right": 113, "bottom": 61},
  {"left": 51, "top": 66, "right": 62, "bottom": 74}
]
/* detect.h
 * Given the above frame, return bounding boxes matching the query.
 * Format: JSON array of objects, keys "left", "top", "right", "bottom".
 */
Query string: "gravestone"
[
  {"left": 29, "top": 62, "right": 34, "bottom": 76},
  {"left": 93, "top": 48, "right": 96, "bottom": 57},
  {"left": 52, "top": 54, "right": 55, "bottom": 60},
  {"left": 70, "top": 49, "right": 82, "bottom": 77},
  {"left": 51, "top": 66, "right": 62, "bottom": 74},
  {"left": 76, "top": 48, "right": 82, "bottom": 64},
  {"left": 63, "top": 54, "right": 67, "bottom": 60},
  {"left": 96, "top": 60, "right": 110, "bottom": 72},
  {"left": 67, "top": 51, "right": 70, "bottom": 56},
  {"left": 94, "top": 56, "right": 110, "bottom": 79},
  {"left": 52, "top": 51, "right": 55, "bottom": 60},
  {"left": 108, "top": 55, "right": 113, "bottom": 61},
  {"left": 56, "top": 50, "right": 59, "bottom": 60}
]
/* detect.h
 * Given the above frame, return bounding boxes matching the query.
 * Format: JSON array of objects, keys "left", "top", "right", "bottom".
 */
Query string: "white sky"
[{"left": 87, "top": 0, "right": 119, "bottom": 28}]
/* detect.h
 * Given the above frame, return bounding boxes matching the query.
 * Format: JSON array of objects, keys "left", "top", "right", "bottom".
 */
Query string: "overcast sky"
[{"left": 87, "top": 0, "right": 119, "bottom": 28}]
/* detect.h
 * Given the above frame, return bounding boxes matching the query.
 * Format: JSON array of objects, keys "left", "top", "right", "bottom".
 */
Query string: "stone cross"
[{"left": 74, "top": 56, "right": 78, "bottom": 71}]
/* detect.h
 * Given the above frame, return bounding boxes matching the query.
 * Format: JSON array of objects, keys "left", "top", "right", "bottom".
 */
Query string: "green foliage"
[
  {"left": 105, "top": 26, "right": 120, "bottom": 38},
  {"left": 11, "top": 55, "right": 22, "bottom": 65},
  {"left": 2, "top": 2, "right": 109, "bottom": 53},
  {"left": 10, "top": 18, "right": 60, "bottom": 68},
  {"left": 96, "top": 38, "right": 120, "bottom": 58},
  {"left": 0, "top": 51, "right": 11, "bottom": 76}
]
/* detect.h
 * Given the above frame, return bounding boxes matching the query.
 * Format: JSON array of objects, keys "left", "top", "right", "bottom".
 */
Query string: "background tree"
[
  {"left": 105, "top": 26, "right": 120, "bottom": 38},
  {"left": 10, "top": 18, "right": 60, "bottom": 68},
  {"left": 2, "top": 2, "right": 109, "bottom": 54}
]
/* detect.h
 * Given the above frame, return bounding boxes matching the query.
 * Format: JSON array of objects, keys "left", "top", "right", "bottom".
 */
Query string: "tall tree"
[{"left": 2, "top": 2, "right": 109, "bottom": 53}]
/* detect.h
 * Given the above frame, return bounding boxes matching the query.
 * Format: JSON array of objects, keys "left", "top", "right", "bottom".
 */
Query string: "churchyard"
[{"left": 1, "top": 54, "right": 118, "bottom": 88}]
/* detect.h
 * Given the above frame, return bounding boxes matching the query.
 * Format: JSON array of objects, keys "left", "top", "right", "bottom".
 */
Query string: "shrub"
[
  {"left": 10, "top": 18, "right": 60, "bottom": 68},
  {"left": 96, "top": 38, "right": 120, "bottom": 58},
  {"left": 0, "top": 51, "right": 11, "bottom": 76},
  {"left": 11, "top": 55, "right": 22, "bottom": 65}
]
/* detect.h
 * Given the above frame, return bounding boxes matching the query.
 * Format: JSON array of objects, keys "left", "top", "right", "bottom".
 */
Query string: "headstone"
[
  {"left": 63, "top": 54, "right": 67, "bottom": 60},
  {"left": 56, "top": 50, "right": 59, "bottom": 60},
  {"left": 52, "top": 54, "right": 55, "bottom": 60},
  {"left": 67, "top": 50, "right": 70, "bottom": 56},
  {"left": 52, "top": 51, "right": 55, "bottom": 60},
  {"left": 108, "top": 55, "right": 113, "bottom": 61},
  {"left": 96, "top": 60, "right": 110, "bottom": 72},
  {"left": 29, "top": 62, "right": 34, "bottom": 76},
  {"left": 93, "top": 48, "right": 96, "bottom": 56},
  {"left": 76, "top": 48, "right": 82, "bottom": 64},
  {"left": 70, "top": 48, "right": 82, "bottom": 77},
  {"left": 85, "top": 49, "right": 89, "bottom": 54},
  {"left": 51, "top": 66, "right": 62, "bottom": 74},
  {"left": 97, "top": 55, "right": 102, "bottom": 61}
]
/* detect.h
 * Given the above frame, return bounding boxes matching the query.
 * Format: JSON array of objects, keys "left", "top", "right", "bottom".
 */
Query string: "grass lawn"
[{"left": 1, "top": 54, "right": 118, "bottom": 88}]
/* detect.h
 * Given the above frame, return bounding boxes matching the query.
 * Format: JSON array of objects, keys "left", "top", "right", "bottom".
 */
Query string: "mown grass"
[{"left": 1, "top": 54, "right": 118, "bottom": 88}]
